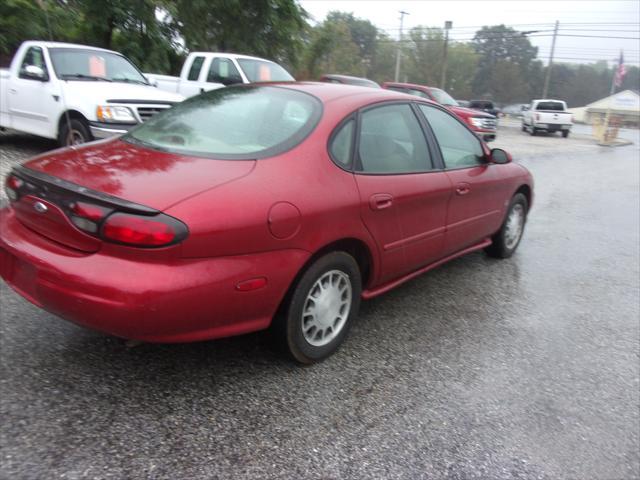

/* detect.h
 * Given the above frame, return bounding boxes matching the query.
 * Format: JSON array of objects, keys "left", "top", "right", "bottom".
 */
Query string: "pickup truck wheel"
[
  {"left": 521, "top": 123, "right": 526, "bottom": 132},
  {"left": 485, "top": 193, "right": 528, "bottom": 259},
  {"left": 58, "top": 118, "right": 92, "bottom": 146},
  {"left": 562, "top": 130, "right": 570, "bottom": 138},
  {"left": 530, "top": 127, "right": 537, "bottom": 136},
  {"left": 275, "top": 252, "right": 361, "bottom": 364}
]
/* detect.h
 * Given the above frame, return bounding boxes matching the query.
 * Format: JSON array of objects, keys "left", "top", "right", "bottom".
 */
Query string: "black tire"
[
  {"left": 275, "top": 251, "right": 362, "bottom": 364},
  {"left": 58, "top": 118, "right": 92, "bottom": 147},
  {"left": 530, "top": 127, "right": 537, "bottom": 136},
  {"left": 521, "top": 123, "right": 526, "bottom": 132},
  {"left": 562, "top": 130, "right": 570, "bottom": 138},
  {"left": 485, "top": 193, "right": 528, "bottom": 259}
]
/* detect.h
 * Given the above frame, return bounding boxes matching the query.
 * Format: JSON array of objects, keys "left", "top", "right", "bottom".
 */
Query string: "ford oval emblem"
[{"left": 33, "top": 201, "right": 48, "bottom": 213}]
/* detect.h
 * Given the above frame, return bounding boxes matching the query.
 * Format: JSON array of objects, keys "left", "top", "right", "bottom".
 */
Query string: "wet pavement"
[{"left": 1, "top": 127, "right": 639, "bottom": 479}]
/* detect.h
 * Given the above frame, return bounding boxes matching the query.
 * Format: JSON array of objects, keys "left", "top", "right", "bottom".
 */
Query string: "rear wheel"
[
  {"left": 58, "top": 118, "right": 92, "bottom": 147},
  {"left": 485, "top": 193, "right": 528, "bottom": 259},
  {"left": 275, "top": 252, "right": 361, "bottom": 364},
  {"left": 530, "top": 127, "right": 537, "bottom": 136},
  {"left": 562, "top": 130, "right": 570, "bottom": 138},
  {"left": 521, "top": 123, "right": 526, "bottom": 132}
]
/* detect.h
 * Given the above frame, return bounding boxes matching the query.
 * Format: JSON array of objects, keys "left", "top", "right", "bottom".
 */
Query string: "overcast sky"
[{"left": 299, "top": 0, "right": 640, "bottom": 66}]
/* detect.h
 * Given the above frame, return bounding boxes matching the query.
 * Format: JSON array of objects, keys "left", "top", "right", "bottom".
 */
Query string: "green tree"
[
  {"left": 405, "top": 27, "right": 444, "bottom": 86},
  {"left": 168, "top": 0, "right": 307, "bottom": 68},
  {"left": 472, "top": 25, "right": 539, "bottom": 98}
]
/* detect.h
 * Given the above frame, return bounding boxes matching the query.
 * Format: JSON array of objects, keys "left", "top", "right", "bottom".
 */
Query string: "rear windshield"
[
  {"left": 536, "top": 101, "right": 565, "bottom": 111},
  {"left": 236, "top": 59, "right": 294, "bottom": 82},
  {"left": 471, "top": 101, "right": 494, "bottom": 109},
  {"left": 123, "top": 86, "right": 321, "bottom": 159}
]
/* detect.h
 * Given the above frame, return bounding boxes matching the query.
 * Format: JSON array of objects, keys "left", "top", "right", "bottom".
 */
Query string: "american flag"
[{"left": 614, "top": 51, "right": 627, "bottom": 88}]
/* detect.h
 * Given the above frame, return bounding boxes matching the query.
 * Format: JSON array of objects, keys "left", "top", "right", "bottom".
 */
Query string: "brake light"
[
  {"left": 5, "top": 175, "right": 23, "bottom": 202},
  {"left": 101, "top": 212, "right": 187, "bottom": 247},
  {"left": 69, "top": 201, "right": 111, "bottom": 233}
]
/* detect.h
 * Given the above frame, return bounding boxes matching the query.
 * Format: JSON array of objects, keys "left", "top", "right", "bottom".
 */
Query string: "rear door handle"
[
  {"left": 369, "top": 193, "right": 393, "bottom": 211},
  {"left": 455, "top": 183, "right": 470, "bottom": 195}
]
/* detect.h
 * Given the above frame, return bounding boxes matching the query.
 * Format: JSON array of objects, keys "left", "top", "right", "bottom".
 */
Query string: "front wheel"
[
  {"left": 485, "top": 193, "right": 528, "bottom": 259},
  {"left": 276, "top": 252, "right": 362, "bottom": 364},
  {"left": 58, "top": 118, "right": 92, "bottom": 147}
]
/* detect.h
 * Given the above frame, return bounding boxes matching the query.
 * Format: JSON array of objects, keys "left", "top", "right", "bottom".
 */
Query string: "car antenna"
[{"left": 41, "top": 0, "right": 74, "bottom": 148}]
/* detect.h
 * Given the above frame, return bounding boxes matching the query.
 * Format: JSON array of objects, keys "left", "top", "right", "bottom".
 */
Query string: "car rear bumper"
[
  {"left": 0, "top": 207, "right": 309, "bottom": 343},
  {"left": 89, "top": 121, "right": 135, "bottom": 139}
]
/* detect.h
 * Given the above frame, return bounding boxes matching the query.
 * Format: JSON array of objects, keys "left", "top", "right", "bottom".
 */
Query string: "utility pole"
[
  {"left": 440, "top": 21, "right": 452, "bottom": 89},
  {"left": 542, "top": 20, "right": 559, "bottom": 98},
  {"left": 394, "top": 10, "right": 409, "bottom": 82}
]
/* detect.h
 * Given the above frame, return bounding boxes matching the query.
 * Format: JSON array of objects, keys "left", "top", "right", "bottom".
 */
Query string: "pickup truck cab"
[
  {"left": 146, "top": 52, "right": 294, "bottom": 98},
  {"left": 0, "top": 41, "right": 183, "bottom": 146},
  {"left": 522, "top": 99, "right": 573, "bottom": 137},
  {"left": 382, "top": 82, "right": 498, "bottom": 142}
]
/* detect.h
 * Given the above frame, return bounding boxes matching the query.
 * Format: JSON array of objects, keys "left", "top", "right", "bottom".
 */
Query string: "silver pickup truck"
[{"left": 522, "top": 99, "right": 573, "bottom": 138}]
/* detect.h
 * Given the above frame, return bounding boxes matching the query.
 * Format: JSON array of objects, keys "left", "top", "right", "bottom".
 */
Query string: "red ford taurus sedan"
[{"left": 0, "top": 83, "right": 533, "bottom": 363}]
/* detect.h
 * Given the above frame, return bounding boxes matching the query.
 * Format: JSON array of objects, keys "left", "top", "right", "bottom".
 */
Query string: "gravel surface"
[{"left": 1, "top": 125, "right": 639, "bottom": 479}]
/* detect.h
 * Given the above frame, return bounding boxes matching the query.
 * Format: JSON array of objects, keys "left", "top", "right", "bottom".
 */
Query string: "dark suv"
[{"left": 469, "top": 100, "right": 501, "bottom": 117}]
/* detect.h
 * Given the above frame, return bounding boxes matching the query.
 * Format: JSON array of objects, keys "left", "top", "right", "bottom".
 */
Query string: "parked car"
[
  {"left": 320, "top": 74, "right": 381, "bottom": 88},
  {"left": 469, "top": 99, "right": 501, "bottom": 117},
  {"left": 0, "top": 83, "right": 533, "bottom": 363},
  {"left": 522, "top": 99, "right": 573, "bottom": 137},
  {"left": 146, "top": 52, "right": 295, "bottom": 98},
  {"left": 0, "top": 41, "right": 183, "bottom": 146},
  {"left": 383, "top": 82, "right": 498, "bottom": 141},
  {"left": 502, "top": 103, "right": 529, "bottom": 118}
]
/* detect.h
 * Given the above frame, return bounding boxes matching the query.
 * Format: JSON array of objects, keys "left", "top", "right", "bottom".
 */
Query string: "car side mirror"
[
  {"left": 489, "top": 148, "right": 512, "bottom": 164},
  {"left": 23, "top": 65, "right": 47, "bottom": 81}
]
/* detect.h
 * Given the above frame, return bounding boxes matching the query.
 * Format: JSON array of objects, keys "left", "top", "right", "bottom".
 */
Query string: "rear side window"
[
  {"left": 419, "top": 104, "right": 483, "bottom": 169},
  {"left": 187, "top": 56, "right": 205, "bottom": 81},
  {"left": 236, "top": 59, "right": 294, "bottom": 82},
  {"left": 329, "top": 119, "right": 355, "bottom": 168},
  {"left": 408, "top": 89, "right": 430, "bottom": 99},
  {"left": 536, "top": 101, "right": 565, "bottom": 111},
  {"left": 207, "top": 58, "right": 243, "bottom": 85},
  {"left": 357, "top": 104, "right": 433, "bottom": 174},
  {"left": 124, "top": 86, "right": 322, "bottom": 160},
  {"left": 385, "top": 86, "right": 408, "bottom": 94}
]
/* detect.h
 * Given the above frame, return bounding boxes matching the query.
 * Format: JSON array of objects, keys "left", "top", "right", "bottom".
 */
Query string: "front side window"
[
  {"left": 207, "top": 58, "right": 243, "bottom": 85},
  {"left": 419, "top": 104, "right": 484, "bottom": 169},
  {"left": 19, "top": 47, "right": 48, "bottom": 80},
  {"left": 124, "top": 86, "right": 321, "bottom": 159},
  {"left": 357, "top": 104, "right": 433, "bottom": 174},
  {"left": 49, "top": 48, "right": 147, "bottom": 84},
  {"left": 236, "top": 59, "right": 294, "bottom": 82},
  {"left": 187, "top": 56, "right": 205, "bottom": 81}
]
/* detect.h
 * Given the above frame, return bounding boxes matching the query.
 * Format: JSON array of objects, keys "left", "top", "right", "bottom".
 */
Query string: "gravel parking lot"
[{"left": 1, "top": 124, "right": 639, "bottom": 479}]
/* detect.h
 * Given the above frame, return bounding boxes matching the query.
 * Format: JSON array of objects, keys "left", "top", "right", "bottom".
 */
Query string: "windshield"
[
  {"left": 429, "top": 88, "right": 458, "bottom": 106},
  {"left": 123, "top": 86, "right": 321, "bottom": 159},
  {"left": 49, "top": 48, "right": 148, "bottom": 84},
  {"left": 236, "top": 58, "right": 294, "bottom": 82}
]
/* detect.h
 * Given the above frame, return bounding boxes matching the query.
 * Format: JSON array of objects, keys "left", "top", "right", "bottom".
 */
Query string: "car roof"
[
  {"left": 24, "top": 41, "right": 120, "bottom": 55},
  {"left": 383, "top": 82, "right": 436, "bottom": 90},
  {"left": 266, "top": 81, "right": 425, "bottom": 104},
  {"left": 188, "top": 52, "right": 277, "bottom": 63}
]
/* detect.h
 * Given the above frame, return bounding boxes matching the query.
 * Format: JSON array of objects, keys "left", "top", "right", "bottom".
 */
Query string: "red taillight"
[
  {"left": 5, "top": 175, "right": 23, "bottom": 202},
  {"left": 69, "top": 201, "right": 112, "bottom": 234},
  {"left": 102, "top": 212, "right": 187, "bottom": 247}
]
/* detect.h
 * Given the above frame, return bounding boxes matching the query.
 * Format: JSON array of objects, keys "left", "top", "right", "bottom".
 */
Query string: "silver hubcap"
[
  {"left": 302, "top": 270, "right": 352, "bottom": 347},
  {"left": 504, "top": 203, "right": 525, "bottom": 249},
  {"left": 66, "top": 129, "right": 85, "bottom": 146}
]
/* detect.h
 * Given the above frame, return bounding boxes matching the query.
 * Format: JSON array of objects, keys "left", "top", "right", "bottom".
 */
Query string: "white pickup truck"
[
  {"left": 522, "top": 99, "right": 573, "bottom": 137},
  {"left": 0, "top": 41, "right": 183, "bottom": 146},
  {"left": 146, "top": 52, "right": 295, "bottom": 98}
]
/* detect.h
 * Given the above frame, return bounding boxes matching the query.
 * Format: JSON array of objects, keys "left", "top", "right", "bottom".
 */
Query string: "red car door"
[
  {"left": 350, "top": 103, "right": 452, "bottom": 283},
  {"left": 417, "top": 104, "right": 506, "bottom": 254}
]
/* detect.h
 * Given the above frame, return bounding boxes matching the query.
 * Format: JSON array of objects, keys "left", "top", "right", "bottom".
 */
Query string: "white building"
[{"left": 569, "top": 90, "right": 639, "bottom": 126}]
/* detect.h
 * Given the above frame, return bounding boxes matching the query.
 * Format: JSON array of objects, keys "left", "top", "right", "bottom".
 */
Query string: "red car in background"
[
  {"left": 383, "top": 82, "right": 498, "bottom": 142},
  {"left": 0, "top": 83, "right": 532, "bottom": 363}
]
